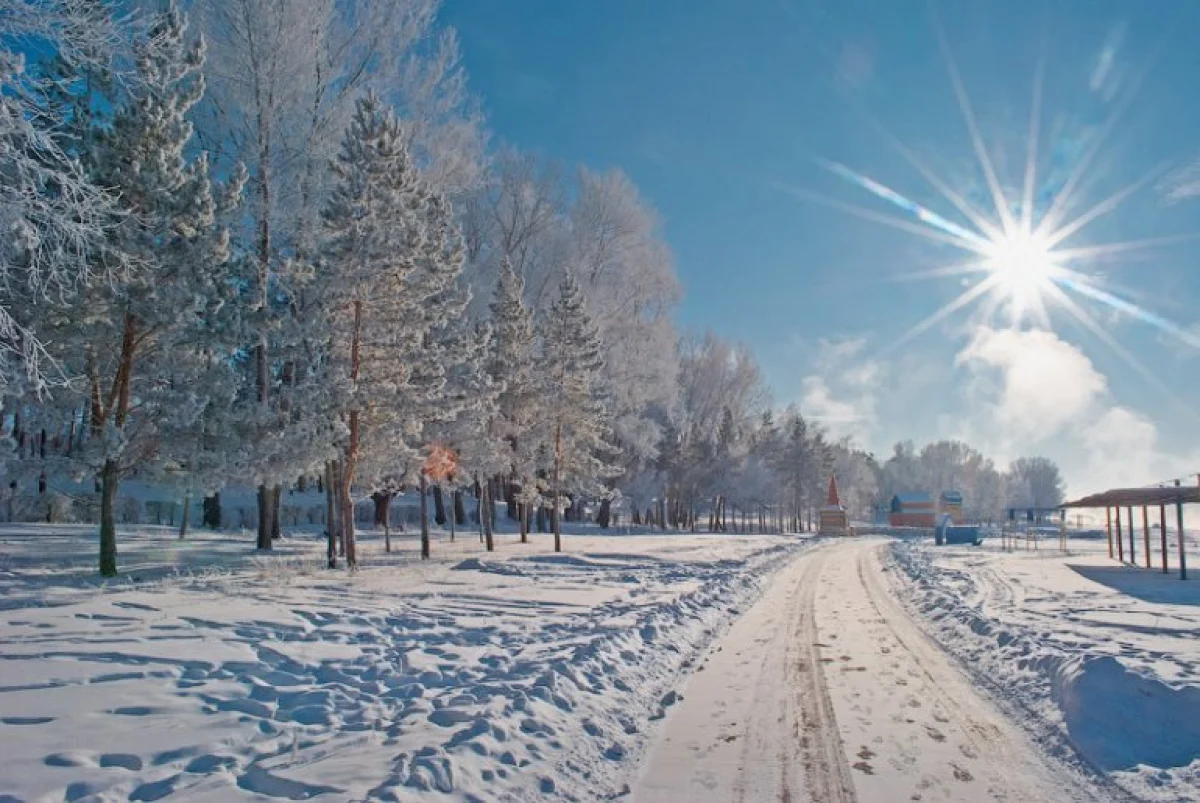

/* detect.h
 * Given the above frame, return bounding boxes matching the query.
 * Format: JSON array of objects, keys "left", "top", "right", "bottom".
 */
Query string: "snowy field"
[
  {"left": 889, "top": 534, "right": 1200, "bottom": 802},
  {"left": 0, "top": 525, "right": 803, "bottom": 802}
]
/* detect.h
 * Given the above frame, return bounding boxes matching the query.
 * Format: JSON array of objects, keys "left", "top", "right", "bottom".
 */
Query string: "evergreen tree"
[
  {"left": 41, "top": 3, "right": 241, "bottom": 574},
  {"left": 487, "top": 258, "right": 541, "bottom": 540},
  {"left": 320, "top": 92, "right": 465, "bottom": 568},
  {"left": 540, "top": 271, "right": 619, "bottom": 551}
]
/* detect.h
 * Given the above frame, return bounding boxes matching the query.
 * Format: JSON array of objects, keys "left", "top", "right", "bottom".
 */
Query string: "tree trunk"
[
  {"left": 325, "top": 461, "right": 337, "bottom": 569},
  {"left": 506, "top": 480, "right": 517, "bottom": 520},
  {"left": 271, "top": 485, "right": 282, "bottom": 539},
  {"left": 341, "top": 299, "right": 363, "bottom": 569},
  {"left": 483, "top": 481, "right": 494, "bottom": 552},
  {"left": 454, "top": 489, "right": 467, "bottom": 527},
  {"left": 433, "top": 485, "right": 447, "bottom": 526},
  {"left": 520, "top": 500, "right": 529, "bottom": 543},
  {"left": 254, "top": 116, "right": 273, "bottom": 555},
  {"left": 339, "top": 482, "right": 355, "bottom": 569},
  {"left": 256, "top": 484, "right": 273, "bottom": 550},
  {"left": 95, "top": 311, "right": 137, "bottom": 575},
  {"left": 420, "top": 472, "right": 431, "bottom": 559},
  {"left": 203, "top": 493, "right": 221, "bottom": 529},
  {"left": 331, "top": 461, "right": 345, "bottom": 558},
  {"left": 598, "top": 497, "right": 612, "bottom": 529},
  {"left": 178, "top": 492, "right": 191, "bottom": 540},
  {"left": 449, "top": 492, "right": 457, "bottom": 542},
  {"left": 372, "top": 491, "right": 393, "bottom": 553},
  {"left": 99, "top": 459, "right": 119, "bottom": 577}
]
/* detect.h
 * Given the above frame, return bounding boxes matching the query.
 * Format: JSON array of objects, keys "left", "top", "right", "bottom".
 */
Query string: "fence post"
[
  {"left": 1160, "top": 502, "right": 1169, "bottom": 574},
  {"left": 1106, "top": 506, "right": 1113, "bottom": 558},
  {"left": 1116, "top": 506, "right": 1124, "bottom": 562},
  {"left": 1142, "top": 506, "right": 1151, "bottom": 568}
]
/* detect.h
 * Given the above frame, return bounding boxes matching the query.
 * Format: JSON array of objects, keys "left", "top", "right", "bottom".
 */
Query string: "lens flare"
[{"left": 772, "top": 2, "right": 1200, "bottom": 386}]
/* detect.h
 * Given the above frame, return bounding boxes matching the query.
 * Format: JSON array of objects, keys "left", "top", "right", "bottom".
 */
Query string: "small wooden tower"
[{"left": 818, "top": 474, "right": 851, "bottom": 536}]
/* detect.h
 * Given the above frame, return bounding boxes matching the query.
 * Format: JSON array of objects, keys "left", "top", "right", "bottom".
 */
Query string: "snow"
[
  {"left": 0, "top": 524, "right": 801, "bottom": 802},
  {"left": 889, "top": 534, "right": 1200, "bottom": 801},
  {"left": 6, "top": 526, "right": 1199, "bottom": 801},
  {"left": 634, "top": 537, "right": 1101, "bottom": 802}
]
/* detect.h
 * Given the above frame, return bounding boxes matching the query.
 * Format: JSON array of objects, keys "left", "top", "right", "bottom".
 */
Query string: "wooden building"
[
  {"left": 889, "top": 492, "right": 936, "bottom": 528},
  {"left": 939, "top": 491, "right": 964, "bottom": 523},
  {"left": 818, "top": 475, "right": 851, "bottom": 536}
]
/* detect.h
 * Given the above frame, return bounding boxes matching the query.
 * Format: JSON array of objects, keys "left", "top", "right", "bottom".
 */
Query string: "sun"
[{"left": 982, "top": 227, "right": 1059, "bottom": 322}]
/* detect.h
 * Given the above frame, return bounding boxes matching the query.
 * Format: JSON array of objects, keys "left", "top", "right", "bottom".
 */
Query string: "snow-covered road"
[{"left": 634, "top": 538, "right": 1104, "bottom": 803}]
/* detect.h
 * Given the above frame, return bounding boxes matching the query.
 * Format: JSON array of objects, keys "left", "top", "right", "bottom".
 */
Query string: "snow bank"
[
  {"left": 0, "top": 527, "right": 805, "bottom": 801},
  {"left": 889, "top": 539, "right": 1200, "bottom": 800}
]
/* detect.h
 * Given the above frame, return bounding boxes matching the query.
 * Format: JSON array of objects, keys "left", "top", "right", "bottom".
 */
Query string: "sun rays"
[{"left": 776, "top": 3, "right": 1199, "bottom": 394}]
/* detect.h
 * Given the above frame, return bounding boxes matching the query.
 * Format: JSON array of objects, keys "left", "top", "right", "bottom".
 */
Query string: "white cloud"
[
  {"left": 953, "top": 325, "right": 1200, "bottom": 497},
  {"left": 955, "top": 327, "right": 1107, "bottom": 447},
  {"left": 798, "top": 336, "right": 881, "bottom": 445}
]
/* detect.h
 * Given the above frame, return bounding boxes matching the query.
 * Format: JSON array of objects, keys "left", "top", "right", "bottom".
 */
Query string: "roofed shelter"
[{"left": 1061, "top": 479, "right": 1196, "bottom": 580}]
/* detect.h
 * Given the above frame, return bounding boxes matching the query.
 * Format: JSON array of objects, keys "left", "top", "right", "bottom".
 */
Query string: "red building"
[{"left": 889, "top": 492, "right": 936, "bottom": 527}]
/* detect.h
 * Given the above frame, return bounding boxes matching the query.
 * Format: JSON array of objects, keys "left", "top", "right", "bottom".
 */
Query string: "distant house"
[
  {"left": 889, "top": 492, "right": 936, "bottom": 528},
  {"left": 939, "top": 491, "right": 964, "bottom": 523}
]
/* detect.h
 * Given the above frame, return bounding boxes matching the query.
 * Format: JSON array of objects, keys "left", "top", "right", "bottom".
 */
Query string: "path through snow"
[{"left": 635, "top": 538, "right": 1105, "bottom": 802}]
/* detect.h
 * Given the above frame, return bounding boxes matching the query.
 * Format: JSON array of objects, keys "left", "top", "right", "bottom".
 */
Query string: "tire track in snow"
[
  {"left": 634, "top": 542, "right": 857, "bottom": 803},
  {"left": 792, "top": 548, "right": 857, "bottom": 803}
]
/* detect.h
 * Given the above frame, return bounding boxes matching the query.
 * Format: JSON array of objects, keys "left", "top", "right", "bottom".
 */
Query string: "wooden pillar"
[
  {"left": 1178, "top": 479, "right": 1189, "bottom": 581},
  {"left": 1142, "top": 506, "right": 1151, "bottom": 568},
  {"left": 1160, "top": 502, "right": 1169, "bottom": 574},
  {"left": 1115, "top": 506, "right": 1124, "bottom": 562},
  {"left": 1106, "top": 506, "right": 1113, "bottom": 558},
  {"left": 1127, "top": 506, "right": 1135, "bottom": 565}
]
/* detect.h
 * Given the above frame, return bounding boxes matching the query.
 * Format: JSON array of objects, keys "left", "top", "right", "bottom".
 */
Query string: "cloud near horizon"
[{"left": 799, "top": 325, "right": 1200, "bottom": 498}]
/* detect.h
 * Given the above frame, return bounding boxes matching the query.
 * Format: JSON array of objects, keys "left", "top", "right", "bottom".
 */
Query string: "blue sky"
[{"left": 442, "top": 0, "right": 1200, "bottom": 494}]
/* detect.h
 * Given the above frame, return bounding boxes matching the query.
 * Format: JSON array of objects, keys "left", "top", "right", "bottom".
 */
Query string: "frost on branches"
[
  {"left": 0, "top": 0, "right": 125, "bottom": 393},
  {"left": 66, "top": 4, "right": 241, "bottom": 575},
  {"left": 540, "top": 271, "right": 620, "bottom": 551},
  {"left": 320, "top": 93, "right": 467, "bottom": 568},
  {"left": 487, "top": 259, "right": 542, "bottom": 541}
]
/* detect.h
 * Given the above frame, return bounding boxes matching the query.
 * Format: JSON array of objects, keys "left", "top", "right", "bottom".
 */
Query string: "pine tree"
[
  {"left": 540, "top": 271, "right": 620, "bottom": 551},
  {"left": 39, "top": 3, "right": 241, "bottom": 575},
  {"left": 432, "top": 318, "right": 505, "bottom": 550},
  {"left": 487, "top": 259, "right": 541, "bottom": 541},
  {"left": 320, "top": 92, "right": 465, "bottom": 568}
]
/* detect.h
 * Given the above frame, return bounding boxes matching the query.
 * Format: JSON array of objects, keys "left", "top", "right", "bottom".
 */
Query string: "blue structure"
[{"left": 935, "top": 514, "right": 981, "bottom": 546}]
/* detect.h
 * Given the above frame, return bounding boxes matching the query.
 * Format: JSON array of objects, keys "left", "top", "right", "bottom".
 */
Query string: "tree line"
[{"left": 0, "top": 1, "right": 1065, "bottom": 576}]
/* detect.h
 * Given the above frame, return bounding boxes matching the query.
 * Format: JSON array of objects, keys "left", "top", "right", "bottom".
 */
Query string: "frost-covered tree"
[
  {"left": 463, "top": 156, "right": 681, "bottom": 523},
  {"left": 32, "top": 4, "right": 241, "bottom": 574},
  {"left": 487, "top": 259, "right": 542, "bottom": 540},
  {"left": 196, "top": 0, "right": 484, "bottom": 546},
  {"left": 567, "top": 167, "right": 680, "bottom": 520},
  {"left": 0, "top": 0, "right": 125, "bottom": 393},
  {"left": 540, "top": 271, "right": 619, "bottom": 551},
  {"left": 321, "top": 93, "right": 465, "bottom": 568},
  {"left": 1007, "top": 456, "right": 1065, "bottom": 510},
  {"left": 665, "top": 332, "right": 768, "bottom": 529},
  {"left": 430, "top": 319, "right": 504, "bottom": 550},
  {"left": 828, "top": 437, "right": 879, "bottom": 521}
]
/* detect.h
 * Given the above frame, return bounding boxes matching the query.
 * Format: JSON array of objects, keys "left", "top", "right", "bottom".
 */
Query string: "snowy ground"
[
  {"left": 5, "top": 527, "right": 1198, "bottom": 802},
  {"left": 634, "top": 537, "right": 1108, "bottom": 803},
  {"left": 0, "top": 524, "right": 802, "bottom": 802},
  {"left": 889, "top": 534, "right": 1200, "bottom": 802}
]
